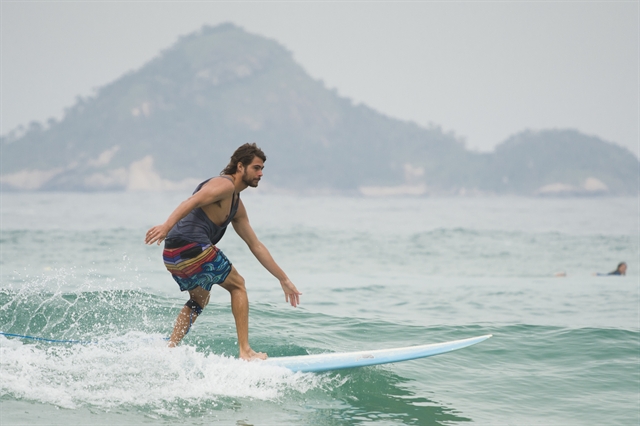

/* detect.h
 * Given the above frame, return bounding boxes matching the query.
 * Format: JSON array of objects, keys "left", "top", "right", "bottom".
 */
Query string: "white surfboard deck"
[{"left": 261, "top": 334, "right": 492, "bottom": 373}]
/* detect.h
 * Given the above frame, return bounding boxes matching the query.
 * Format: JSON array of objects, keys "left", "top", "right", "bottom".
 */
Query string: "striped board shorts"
[{"left": 163, "top": 240, "right": 232, "bottom": 292}]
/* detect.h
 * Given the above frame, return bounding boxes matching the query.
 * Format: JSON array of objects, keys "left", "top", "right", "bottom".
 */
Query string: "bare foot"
[{"left": 240, "top": 349, "right": 268, "bottom": 361}]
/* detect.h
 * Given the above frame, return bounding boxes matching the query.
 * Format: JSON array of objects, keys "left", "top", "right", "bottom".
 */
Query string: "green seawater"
[{"left": 1, "top": 193, "right": 638, "bottom": 425}]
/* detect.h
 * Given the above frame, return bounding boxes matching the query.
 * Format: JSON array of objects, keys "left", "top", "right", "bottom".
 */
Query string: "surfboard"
[{"left": 261, "top": 334, "right": 492, "bottom": 373}]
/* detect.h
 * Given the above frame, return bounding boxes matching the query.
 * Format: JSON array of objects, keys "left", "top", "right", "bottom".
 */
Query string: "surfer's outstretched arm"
[{"left": 232, "top": 200, "right": 301, "bottom": 307}]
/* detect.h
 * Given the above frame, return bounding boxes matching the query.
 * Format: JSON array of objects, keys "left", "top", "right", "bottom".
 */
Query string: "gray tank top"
[{"left": 166, "top": 176, "right": 240, "bottom": 245}]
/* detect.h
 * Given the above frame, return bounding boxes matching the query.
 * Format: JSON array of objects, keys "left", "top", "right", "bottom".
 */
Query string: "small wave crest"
[{"left": 0, "top": 277, "right": 172, "bottom": 341}]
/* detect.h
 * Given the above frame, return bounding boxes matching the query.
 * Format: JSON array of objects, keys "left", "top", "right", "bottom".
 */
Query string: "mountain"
[{"left": 1, "top": 23, "right": 637, "bottom": 196}]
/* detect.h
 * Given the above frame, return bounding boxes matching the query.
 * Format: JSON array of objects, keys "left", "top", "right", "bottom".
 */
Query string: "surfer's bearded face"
[{"left": 241, "top": 158, "right": 264, "bottom": 188}]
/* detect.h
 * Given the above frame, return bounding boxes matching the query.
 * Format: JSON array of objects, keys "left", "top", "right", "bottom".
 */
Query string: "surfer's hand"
[
  {"left": 280, "top": 279, "right": 301, "bottom": 307},
  {"left": 145, "top": 224, "right": 169, "bottom": 245}
]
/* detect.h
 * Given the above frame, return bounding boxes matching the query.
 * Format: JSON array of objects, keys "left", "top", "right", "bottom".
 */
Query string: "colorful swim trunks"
[{"left": 163, "top": 239, "right": 232, "bottom": 292}]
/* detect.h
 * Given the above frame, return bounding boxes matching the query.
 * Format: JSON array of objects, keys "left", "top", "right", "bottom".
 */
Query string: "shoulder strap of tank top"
[
  {"left": 195, "top": 175, "right": 233, "bottom": 192},
  {"left": 219, "top": 175, "right": 234, "bottom": 184}
]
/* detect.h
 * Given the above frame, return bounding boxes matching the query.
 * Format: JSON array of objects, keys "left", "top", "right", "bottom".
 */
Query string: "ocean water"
[{"left": 0, "top": 192, "right": 638, "bottom": 425}]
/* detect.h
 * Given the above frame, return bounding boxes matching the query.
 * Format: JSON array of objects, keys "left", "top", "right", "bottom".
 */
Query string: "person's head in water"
[
  {"left": 615, "top": 262, "right": 627, "bottom": 275},
  {"left": 221, "top": 143, "right": 267, "bottom": 188}
]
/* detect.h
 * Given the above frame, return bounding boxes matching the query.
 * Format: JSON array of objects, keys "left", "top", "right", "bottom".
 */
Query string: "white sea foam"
[{"left": 0, "top": 333, "right": 332, "bottom": 414}]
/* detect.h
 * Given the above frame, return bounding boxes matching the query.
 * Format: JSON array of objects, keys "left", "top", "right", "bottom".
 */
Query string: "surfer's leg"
[
  {"left": 219, "top": 266, "right": 267, "bottom": 361},
  {"left": 165, "top": 244, "right": 231, "bottom": 347},
  {"left": 168, "top": 286, "right": 210, "bottom": 347}
]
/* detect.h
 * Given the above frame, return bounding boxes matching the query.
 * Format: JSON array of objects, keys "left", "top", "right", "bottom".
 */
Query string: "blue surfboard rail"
[{"left": 262, "top": 334, "right": 492, "bottom": 373}]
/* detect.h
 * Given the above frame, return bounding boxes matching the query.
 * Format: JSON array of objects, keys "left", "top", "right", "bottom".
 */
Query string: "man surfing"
[{"left": 145, "top": 143, "right": 301, "bottom": 360}]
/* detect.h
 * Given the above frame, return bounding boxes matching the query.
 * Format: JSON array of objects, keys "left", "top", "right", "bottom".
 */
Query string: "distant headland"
[{"left": 2, "top": 23, "right": 637, "bottom": 196}]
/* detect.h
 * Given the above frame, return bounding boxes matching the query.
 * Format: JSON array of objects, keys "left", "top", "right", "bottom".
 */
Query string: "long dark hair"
[{"left": 221, "top": 143, "right": 266, "bottom": 175}]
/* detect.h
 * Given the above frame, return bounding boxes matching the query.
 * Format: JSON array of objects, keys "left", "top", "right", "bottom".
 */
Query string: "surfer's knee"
[
  {"left": 220, "top": 269, "right": 246, "bottom": 294},
  {"left": 234, "top": 273, "right": 246, "bottom": 290}
]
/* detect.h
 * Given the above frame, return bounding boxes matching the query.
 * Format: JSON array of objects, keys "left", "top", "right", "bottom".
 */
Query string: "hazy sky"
[{"left": 2, "top": 1, "right": 638, "bottom": 155}]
